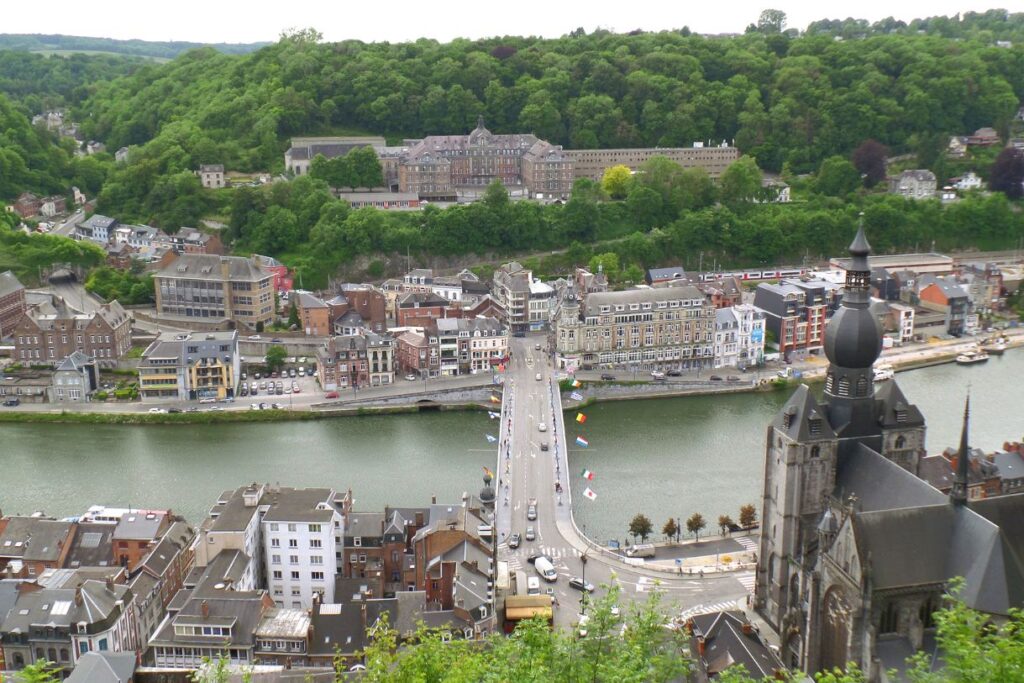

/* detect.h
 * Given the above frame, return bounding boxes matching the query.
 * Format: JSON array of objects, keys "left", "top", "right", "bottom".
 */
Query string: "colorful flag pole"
[
  {"left": 581, "top": 469, "right": 594, "bottom": 480},
  {"left": 485, "top": 434, "right": 498, "bottom": 443},
  {"left": 489, "top": 394, "right": 501, "bottom": 404},
  {"left": 483, "top": 466, "right": 494, "bottom": 479},
  {"left": 570, "top": 391, "right": 584, "bottom": 401},
  {"left": 575, "top": 413, "right": 587, "bottom": 424},
  {"left": 583, "top": 487, "right": 597, "bottom": 501},
  {"left": 575, "top": 436, "right": 590, "bottom": 448},
  {"left": 572, "top": 379, "right": 582, "bottom": 388}
]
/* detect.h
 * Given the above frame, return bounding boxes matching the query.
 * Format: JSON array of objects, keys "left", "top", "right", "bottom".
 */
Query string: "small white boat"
[
  {"left": 981, "top": 338, "right": 1008, "bottom": 355},
  {"left": 956, "top": 349, "right": 990, "bottom": 365},
  {"left": 873, "top": 364, "right": 895, "bottom": 381}
]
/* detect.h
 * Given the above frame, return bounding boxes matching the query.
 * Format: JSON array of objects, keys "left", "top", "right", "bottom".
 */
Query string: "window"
[
  {"left": 287, "top": 523, "right": 297, "bottom": 532},
  {"left": 289, "top": 555, "right": 299, "bottom": 565},
  {"left": 309, "top": 539, "right": 322, "bottom": 549},
  {"left": 288, "top": 539, "right": 298, "bottom": 548},
  {"left": 353, "top": 537, "right": 362, "bottom": 547},
  {"left": 310, "top": 555, "right": 323, "bottom": 565},
  {"left": 308, "top": 523, "right": 321, "bottom": 533},
  {"left": 271, "top": 538, "right": 280, "bottom": 548},
  {"left": 270, "top": 523, "right": 279, "bottom": 531},
  {"left": 311, "top": 571, "right": 324, "bottom": 581},
  {"left": 291, "top": 571, "right": 300, "bottom": 580},
  {"left": 272, "top": 554, "right": 281, "bottom": 564},
  {"left": 272, "top": 570, "right": 282, "bottom": 580}
]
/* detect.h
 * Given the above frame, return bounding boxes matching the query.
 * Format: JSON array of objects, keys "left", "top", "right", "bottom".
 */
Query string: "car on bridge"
[
  {"left": 508, "top": 533, "right": 521, "bottom": 549},
  {"left": 538, "top": 423, "right": 547, "bottom": 432},
  {"left": 600, "top": 373, "right": 616, "bottom": 381},
  {"left": 541, "top": 442, "right": 549, "bottom": 451},
  {"left": 535, "top": 373, "right": 542, "bottom": 381},
  {"left": 525, "top": 526, "right": 536, "bottom": 541},
  {"left": 527, "top": 499, "right": 537, "bottom": 520}
]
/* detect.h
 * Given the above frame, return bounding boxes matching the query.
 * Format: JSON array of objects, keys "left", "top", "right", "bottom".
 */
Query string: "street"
[{"left": 494, "top": 335, "right": 752, "bottom": 628}]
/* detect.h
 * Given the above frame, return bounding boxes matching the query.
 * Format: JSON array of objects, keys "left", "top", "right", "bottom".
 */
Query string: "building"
[
  {"left": 888, "top": 170, "right": 937, "bottom": 199},
  {"left": 0, "top": 270, "right": 27, "bottom": 339},
  {"left": 686, "top": 611, "right": 785, "bottom": 682},
  {"left": 199, "top": 165, "right": 225, "bottom": 189},
  {"left": 260, "top": 487, "right": 347, "bottom": 609},
  {"left": 292, "top": 290, "right": 332, "bottom": 336},
  {"left": 397, "top": 118, "right": 572, "bottom": 200},
  {"left": 395, "top": 291, "right": 451, "bottom": 327},
  {"left": 138, "top": 331, "right": 240, "bottom": 402},
  {"left": 953, "top": 171, "right": 983, "bottom": 191},
  {"left": 159, "top": 227, "right": 224, "bottom": 256},
  {"left": 316, "top": 333, "right": 395, "bottom": 390},
  {"left": 918, "top": 446, "right": 1002, "bottom": 501},
  {"left": 0, "top": 517, "right": 76, "bottom": 577},
  {"left": 882, "top": 301, "right": 915, "bottom": 344},
  {"left": 431, "top": 317, "right": 507, "bottom": 376},
  {"left": 754, "top": 227, "right": 1024, "bottom": 680},
  {"left": 713, "top": 304, "right": 765, "bottom": 369},
  {"left": 830, "top": 252, "right": 954, "bottom": 277},
  {"left": 395, "top": 328, "right": 439, "bottom": 378},
  {"left": 51, "top": 351, "right": 99, "bottom": 402},
  {"left": 154, "top": 255, "right": 274, "bottom": 330},
  {"left": 645, "top": 266, "right": 686, "bottom": 286},
  {"left": 527, "top": 280, "right": 554, "bottom": 330},
  {"left": 284, "top": 136, "right": 387, "bottom": 177},
  {"left": 13, "top": 297, "right": 132, "bottom": 368},
  {"left": 564, "top": 142, "right": 739, "bottom": 182},
  {"left": 129, "top": 521, "right": 195, "bottom": 647},
  {"left": 492, "top": 262, "right": 532, "bottom": 334},
  {"left": 915, "top": 275, "right": 971, "bottom": 336},
  {"left": 967, "top": 126, "right": 1000, "bottom": 146},
  {"left": 251, "top": 254, "right": 293, "bottom": 295},
  {"left": 0, "top": 370, "right": 54, "bottom": 403},
  {"left": 336, "top": 191, "right": 420, "bottom": 209},
  {"left": 753, "top": 278, "right": 842, "bottom": 360},
  {"left": 335, "top": 284, "right": 388, "bottom": 333},
  {"left": 66, "top": 651, "right": 138, "bottom": 683},
  {"left": 0, "top": 577, "right": 137, "bottom": 674},
  {"left": 555, "top": 286, "right": 717, "bottom": 371},
  {"left": 76, "top": 214, "right": 119, "bottom": 244}
]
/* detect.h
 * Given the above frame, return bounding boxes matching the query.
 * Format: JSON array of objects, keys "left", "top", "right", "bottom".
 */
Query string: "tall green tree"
[
  {"left": 816, "top": 156, "right": 861, "bottom": 198},
  {"left": 719, "top": 156, "right": 763, "bottom": 204},
  {"left": 686, "top": 512, "right": 707, "bottom": 541},
  {"left": 601, "top": 164, "right": 633, "bottom": 200},
  {"left": 629, "top": 513, "right": 653, "bottom": 543}
]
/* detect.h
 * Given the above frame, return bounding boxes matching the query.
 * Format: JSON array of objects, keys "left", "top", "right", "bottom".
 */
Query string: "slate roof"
[
  {"left": 0, "top": 517, "right": 74, "bottom": 562},
  {"left": 690, "top": 610, "right": 784, "bottom": 679},
  {"left": 583, "top": 285, "right": 706, "bottom": 317},
  {"left": 113, "top": 512, "right": 166, "bottom": 541},
  {"left": 82, "top": 214, "right": 117, "bottom": 230},
  {"left": 259, "top": 487, "right": 339, "bottom": 524},
  {"left": 0, "top": 579, "right": 129, "bottom": 634},
  {"left": 834, "top": 443, "right": 946, "bottom": 513},
  {"left": 151, "top": 589, "right": 269, "bottom": 649},
  {"left": 772, "top": 384, "right": 836, "bottom": 443},
  {"left": 138, "top": 521, "right": 194, "bottom": 577},
  {"left": 309, "top": 599, "right": 365, "bottom": 655},
  {"left": 346, "top": 512, "right": 385, "bottom": 540},
  {"left": 874, "top": 381, "right": 926, "bottom": 429},
  {"left": 55, "top": 351, "right": 94, "bottom": 373},
  {"left": 156, "top": 254, "right": 269, "bottom": 282},
  {"left": 67, "top": 651, "right": 137, "bottom": 683},
  {"left": 65, "top": 523, "right": 114, "bottom": 568},
  {"left": 647, "top": 266, "right": 686, "bottom": 281},
  {"left": 0, "top": 270, "right": 25, "bottom": 299}
]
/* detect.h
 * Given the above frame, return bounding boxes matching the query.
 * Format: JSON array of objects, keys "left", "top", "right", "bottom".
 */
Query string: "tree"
[
  {"left": 588, "top": 252, "right": 620, "bottom": 281},
  {"left": 265, "top": 345, "right": 286, "bottom": 372},
  {"left": 739, "top": 504, "right": 758, "bottom": 529},
  {"left": 815, "top": 156, "right": 861, "bottom": 198},
  {"left": 757, "top": 9, "right": 787, "bottom": 34},
  {"left": 629, "top": 513, "right": 653, "bottom": 543},
  {"left": 686, "top": 512, "right": 706, "bottom": 542},
  {"left": 852, "top": 140, "right": 889, "bottom": 188},
  {"left": 348, "top": 146, "right": 385, "bottom": 188},
  {"left": 622, "top": 264, "right": 644, "bottom": 285},
  {"left": 990, "top": 148, "right": 1024, "bottom": 200},
  {"left": 718, "top": 514, "right": 734, "bottom": 536},
  {"left": 287, "top": 303, "right": 300, "bottom": 330},
  {"left": 14, "top": 661, "right": 61, "bottom": 683},
  {"left": 719, "top": 156, "right": 763, "bottom": 204},
  {"left": 662, "top": 517, "right": 678, "bottom": 542},
  {"left": 601, "top": 164, "right": 633, "bottom": 200}
]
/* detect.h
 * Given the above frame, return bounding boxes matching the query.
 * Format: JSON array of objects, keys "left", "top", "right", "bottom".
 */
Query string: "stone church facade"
[{"left": 755, "top": 228, "right": 1024, "bottom": 680}]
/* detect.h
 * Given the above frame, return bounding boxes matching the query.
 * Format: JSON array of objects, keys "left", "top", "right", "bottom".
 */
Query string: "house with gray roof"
[
  {"left": 66, "top": 650, "right": 137, "bottom": 683},
  {"left": 51, "top": 351, "right": 98, "bottom": 402},
  {"left": 0, "top": 517, "right": 76, "bottom": 577},
  {"left": 76, "top": 215, "right": 118, "bottom": 244},
  {"left": 687, "top": 610, "right": 785, "bottom": 681},
  {"left": 888, "top": 169, "right": 937, "bottom": 199}
]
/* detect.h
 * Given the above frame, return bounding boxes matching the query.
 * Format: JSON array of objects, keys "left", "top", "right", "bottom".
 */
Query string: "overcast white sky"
[{"left": 2, "top": 1, "right": 1018, "bottom": 44}]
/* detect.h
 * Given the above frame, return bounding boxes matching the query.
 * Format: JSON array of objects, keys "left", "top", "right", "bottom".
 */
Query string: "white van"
[
  {"left": 625, "top": 543, "right": 656, "bottom": 558},
  {"left": 535, "top": 556, "right": 558, "bottom": 582},
  {"left": 527, "top": 576, "right": 541, "bottom": 595}
]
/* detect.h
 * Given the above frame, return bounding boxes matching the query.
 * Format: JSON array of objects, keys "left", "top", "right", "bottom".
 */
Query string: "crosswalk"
[
  {"left": 735, "top": 536, "right": 759, "bottom": 553},
  {"left": 678, "top": 599, "right": 743, "bottom": 621},
  {"left": 497, "top": 543, "right": 583, "bottom": 572},
  {"left": 735, "top": 571, "right": 756, "bottom": 592}
]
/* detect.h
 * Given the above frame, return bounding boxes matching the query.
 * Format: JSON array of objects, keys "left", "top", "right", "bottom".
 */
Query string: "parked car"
[
  {"left": 666, "top": 370, "right": 682, "bottom": 377},
  {"left": 298, "top": 367, "right": 306, "bottom": 376},
  {"left": 727, "top": 375, "right": 741, "bottom": 382},
  {"left": 247, "top": 335, "right": 261, "bottom": 341},
  {"left": 651, "top": 371, "right": 665, "bottom": 380},
  {"left": 508, "top": 533, "right": 521, "bottom": 549},
  {"left": 405, "top": 374, "right": 418, "bottom": 381},
  {"left": 540, "top": 442, "right": 549, "bottom": 452},
  {"left": 148, "top": 407, "right": 166, "bottom": 414},
  {"left": 254, "top": 372, "right": 261, "bottom": 379},
  {"left": 600, "top": 373, "right": 616, "bottom": 381},
  {"left": 324, "top": 391, "right": 339, "bottom": 399},
  {"left": 538, "top": 423, "right": 547, "bottom": 432},
  {"left": 2, "top": 398, "right": 20, "bottom": 407},
  {"left": 710, "top": 375, "right": 723, "bottom": 381},
  {"left": 168, "top": 408, "right": 182, "bottom": 413},
  {"left": 289, "top": 368, "right": 297, "bottom": 378},
  {"left": 569, "top": 577, "right": 595, "bottom": 593},
  {"left": 271, "top": 338, "right": 283, "bottom": 343}
]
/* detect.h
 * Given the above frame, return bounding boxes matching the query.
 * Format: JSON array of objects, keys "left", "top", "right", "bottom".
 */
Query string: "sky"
[{"left": 1, "top": 0, "right": 1017, "bottom": 44}]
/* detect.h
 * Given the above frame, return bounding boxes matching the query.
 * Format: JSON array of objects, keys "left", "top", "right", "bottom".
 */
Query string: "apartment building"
[
  {"left": 714, "top": 304, "right": 766, "bottom": 369},
  {"left": 13, "top": 297, "right": 131, "bottom": 368},
  {"left": 555, "top": 286, "right": 717, "bottom": 371},
  {"left": 492, "top": 262, "right": 532, "bottom": 334},
  {"left": 137, "top": 331, "right": 240, "bottom": 402},
  {"left": 395, "top": 329, "right": 439, "bottom": 378},
  {"left": 753, "top": 277, "right": 843, "bottom": 359},
  {"left": 316, "top": 333, "right": 395, "bottom": 390},
  {"left": 154, "top": 255, "right": 273, "bottom": 330},
  {"left": 564, "top": 142, "right": 739, "bottom": 182},
  {"left": 432, "top": 317, "right": 507, "bottom": 375}
]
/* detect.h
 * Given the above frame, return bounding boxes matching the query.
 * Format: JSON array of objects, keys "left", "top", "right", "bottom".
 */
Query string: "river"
[{"left": 2, "top": 350, "right": 1022, "bottom": 542}]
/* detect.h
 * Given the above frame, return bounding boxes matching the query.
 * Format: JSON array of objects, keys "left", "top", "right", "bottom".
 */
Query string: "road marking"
[
  {"left": 678, "top": 599, "right": 742, "bottom": 620},
  {"left": 735, "top": 536, "right": 759, "bottom": 552},
  {"left": 736, "top": 572, "right": 756, "bottom": 592}
]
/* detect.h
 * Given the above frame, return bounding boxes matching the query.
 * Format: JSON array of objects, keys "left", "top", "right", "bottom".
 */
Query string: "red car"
[{"left": 324, "top": 391, "right": 339, "bottom": 399}]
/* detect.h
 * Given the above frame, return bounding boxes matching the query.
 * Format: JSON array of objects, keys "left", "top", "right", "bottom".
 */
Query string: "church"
[{"left": 754, "top": 227, "right": 1024, "bottom": 680}]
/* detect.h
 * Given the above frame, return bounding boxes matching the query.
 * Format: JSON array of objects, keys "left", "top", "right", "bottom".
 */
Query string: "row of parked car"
[{"left": 241, "top": 380, "right": 302, "bottom": 397}]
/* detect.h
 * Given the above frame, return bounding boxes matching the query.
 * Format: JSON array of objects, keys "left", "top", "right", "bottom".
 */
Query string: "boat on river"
[
  {"left": 981, "top": 337, "right": 1008, "bottom": 355},
  {"left": 956, "top": 348, "right": 990, "bottom": 365}
]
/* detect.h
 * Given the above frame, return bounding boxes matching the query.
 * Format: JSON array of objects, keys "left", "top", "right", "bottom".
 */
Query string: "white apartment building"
[
  {"left": 528, "top": 281, "right": 554, "bottom": 329},
  {"left": 714, "top": 304, "right": 765, "bottom": 369},
  {"left": 261, "top": 489, "right": 347, "bottom": 610}
]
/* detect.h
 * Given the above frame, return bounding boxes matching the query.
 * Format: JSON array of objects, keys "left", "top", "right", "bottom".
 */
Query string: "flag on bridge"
[
  {"left": 488, "top": 411, "right": 500, "bottom": 419},
  {"left": 576, "top": 413, "right": 587, "bottom": 424},
  {"left": 582, "top": 469, "right": 594, "bottom": 480},
  {"left": 489, "top": 394, "right": 501, "bottom": 404},
  {"left": 485, "top": 434, "right": 498, "bottom": 443},
  {"left": 572, "top": 379, "right": 582, "bottom": 388},
  {"left": 583, "top": 487, "right": 597, "bottom": 501},
  {"left": 576, "top": 436, "right": 590, "bottom": 448},
  {"left": 483, "top": 466, "right": 494, "bottom": 479},
  {"left": 570, "top": 391, "right": 584, "bottom": 402}
]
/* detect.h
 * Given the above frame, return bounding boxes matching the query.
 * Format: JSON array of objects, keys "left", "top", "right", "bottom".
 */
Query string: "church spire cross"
[{"left": 951, "top": 392, "right": 971, "bottom": 506}]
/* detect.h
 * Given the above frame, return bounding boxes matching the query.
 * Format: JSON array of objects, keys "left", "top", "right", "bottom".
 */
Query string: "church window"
[
  {"left": 879, "top": 601, "right": 899, "bottom": 634},
  {"left": 809, "top": 420, "right": 822, "bottom": 437},
  {"left": 837, "top": 377, "right": 850, "bottom": 397},
  {"left": 856, "top": 376, "right": 868, "bottom": 396},
  {"left": 895, "top": 435, "right": 906, "bottom": 449},
  {"left": 811, "top": 445, "right": 821, "bottom": 458},
  {"left": 825, "top": 372, "right": 834, "bottom": 393}
]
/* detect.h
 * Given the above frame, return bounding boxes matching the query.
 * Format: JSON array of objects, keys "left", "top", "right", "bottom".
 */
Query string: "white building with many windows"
[
  {"left": 714, "top": 304, "right": 766, "bottom": 369},
  {"left": 261, "top": 488, "right": 347, "bottom": 609}
]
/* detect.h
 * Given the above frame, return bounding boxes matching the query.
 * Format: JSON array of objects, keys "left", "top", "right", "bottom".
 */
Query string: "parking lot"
[{"left": 239, "top": 359, "right": 319, "bottom": 404}]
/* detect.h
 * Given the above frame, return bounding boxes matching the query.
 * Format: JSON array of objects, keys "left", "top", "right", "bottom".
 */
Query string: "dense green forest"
[
  {"left": 0, "top": 34, "right": 269, "bottom": 59},
  {"left": 0, "top": 212, "right": 106, "bottom": 284},
  {"left": 0, "top": 50, "right": 144, "bottom": 111}
]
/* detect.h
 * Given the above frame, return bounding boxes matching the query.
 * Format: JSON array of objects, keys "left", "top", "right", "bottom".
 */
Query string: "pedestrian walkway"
[
  {"left": 735, "top": 536, "right": 758, "bottom": 553},
  {"left": 678, "top": 599, "right": 743, "bottom": 621},
  {"left": 735, "top": 571, "right": 756, "bottom": 592}
]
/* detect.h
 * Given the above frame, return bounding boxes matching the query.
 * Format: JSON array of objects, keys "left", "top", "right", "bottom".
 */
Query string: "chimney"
[
  {"left": 741, "top": 622, "right": 754, "bottom": 635},
  {"left": 201, "top": 600, "right": 210, "bottom": 618},
  {"left": 74, "top": 588, "right": 83, "bottom": 606},
  {"left": 431, "top": 495, "right": 437, "bottom": 505},
  {"left": 105, "top": 578, "right": 114, "bottom": 593},
  {"left": 415, "top": 511, "right": 424, "bottom": 526},
  {"left": 697, "top": 636, "right": 705, "bottom": 656}
]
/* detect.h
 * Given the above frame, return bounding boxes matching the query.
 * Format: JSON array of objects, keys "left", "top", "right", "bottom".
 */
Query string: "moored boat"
[
  {"left": 981, "top": 337, "right": 1008, "bottom": 355},
  {"left": 873, "top": 363, "right": 895, "bottom": 381},
  {"left": 956, "top": 349, "right": 990, "bottom": 365}
]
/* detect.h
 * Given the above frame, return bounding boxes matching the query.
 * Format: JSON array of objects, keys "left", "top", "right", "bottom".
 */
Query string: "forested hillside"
[{"left": 0, "top": 33, "right": 269, "bottom": 59}]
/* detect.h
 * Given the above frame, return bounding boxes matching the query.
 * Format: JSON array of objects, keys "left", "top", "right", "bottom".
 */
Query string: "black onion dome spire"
[{"left": 824, "top": 223, "right": 883, "bottom": 370}]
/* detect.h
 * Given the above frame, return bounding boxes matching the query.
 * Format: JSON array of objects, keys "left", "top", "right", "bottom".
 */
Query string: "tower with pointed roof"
[{"left": 950, "top": 395, "right": 971, "bottom": 505}]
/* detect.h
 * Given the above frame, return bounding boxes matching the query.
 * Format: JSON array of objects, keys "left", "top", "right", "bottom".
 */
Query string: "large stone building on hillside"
[
  {"left": 755, "top": 228, "right": 1024, "bottom": 681},
  {"left": 154, "top": 255, "right": 274, "bottom": 330},
  {"left": 13, "top": 296, "right": 131, "bottom": 367}
]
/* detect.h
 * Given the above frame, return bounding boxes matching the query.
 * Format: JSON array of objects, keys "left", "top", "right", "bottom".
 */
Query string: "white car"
[
  {"left": 147, "top": 407, "right": 167, "bottom": 414},
  {"left": 538, "top": 423, "right": 547, "bottom": 432}
]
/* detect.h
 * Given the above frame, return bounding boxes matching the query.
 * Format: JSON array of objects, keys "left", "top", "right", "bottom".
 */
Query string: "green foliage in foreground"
[
  {"left": 0, "top": 211, "right": 105, "bottom": 284},
  {"left": 84, "top": 265, "right": 154, "bottom": 304}
]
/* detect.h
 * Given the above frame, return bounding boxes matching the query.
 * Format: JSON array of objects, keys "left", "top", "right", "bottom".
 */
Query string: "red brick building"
[
  {"left": 396, "top": 292, "right": 451, "bottom": 327},
  {"left": 0, "top": 271, "right": 27, "bottom": 339},
  {"left": 13, "top": 297, "right": 132, "bottom": 368},
  {"left": 395, "top": 329, "right": 439, "bottom": 377}
]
